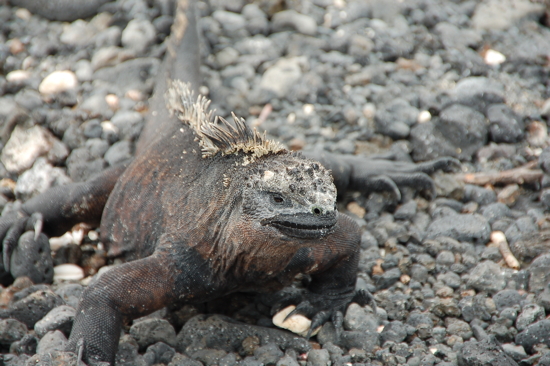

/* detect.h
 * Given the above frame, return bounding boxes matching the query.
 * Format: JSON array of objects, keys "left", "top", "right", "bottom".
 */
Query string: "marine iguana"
[{"left": 0, "top": 0, "right": 459, "bottom": 364}]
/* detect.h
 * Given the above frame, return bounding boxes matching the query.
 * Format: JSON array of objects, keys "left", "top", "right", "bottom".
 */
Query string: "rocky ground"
[{"left": 0, "top": 0, "right": 550, "bottom": 365}]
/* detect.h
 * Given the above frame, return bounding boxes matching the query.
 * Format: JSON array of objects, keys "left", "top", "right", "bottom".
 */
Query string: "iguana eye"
[{"left": 270, "top": 193, "right": 285, "bottom": 204}]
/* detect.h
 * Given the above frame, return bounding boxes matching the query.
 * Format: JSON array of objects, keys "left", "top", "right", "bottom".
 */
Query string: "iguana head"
[
  {"left": 240, "top": 154, "right": 338, "bottom": 239},
  {"left": 166, "top": 81, "right": 338, "bottom": 240}
]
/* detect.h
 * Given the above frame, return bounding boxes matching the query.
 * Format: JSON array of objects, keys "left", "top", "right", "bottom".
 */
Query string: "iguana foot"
[
  {"left": 270, "top": 287, "right": 376, "bottom": 338},
  {"left": 0, "top": 211, "right": 53, "bottom": 283}
]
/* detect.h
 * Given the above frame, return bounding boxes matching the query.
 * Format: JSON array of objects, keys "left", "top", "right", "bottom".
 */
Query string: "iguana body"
[{"left": 0, "top": 1, "right": 459, "bottom": 364}]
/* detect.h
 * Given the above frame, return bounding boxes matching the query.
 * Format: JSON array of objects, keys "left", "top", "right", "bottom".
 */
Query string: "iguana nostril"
[{"left": 312, "top": 207, "right": 322, "bottom": 215}]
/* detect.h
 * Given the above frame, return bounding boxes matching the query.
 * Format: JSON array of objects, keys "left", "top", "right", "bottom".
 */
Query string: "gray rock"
[
  {"left": 411, "top": 263, "right": 429, "bottom": 282},
  {"left": 212, "top": 10, "right": 247, "bottom": 37},
  {"left": 3, "top": 288, "right": 64, "bottom": 328},
  {"left": 374, "top": 267, "right": 401, "bottom": 290},
  {"left": 54, "top": 284, "right": 83, "bottom": 310},
  {"left": 254, "top": 343, "right": 283, "bottom": 365},
  {"left": 481, "top": 203, "right": 512, "bottom": 225},
  {"left": 439, "top": 104, "right": 488, "bottom": 159},
  {"left": 9, "top": 333, "right": 37, "bottom": 356},
  {"left": 306, "top": 349, "right": 330, "bottom": 366},
  {"left": 438, "top": 271, "right": 462, "bottom": 289},
  {"left": 467, "top": 261, "right": 506, "bottom": 293},
  {"left": 515, "top": 319, "right": 550, "bottom": 353},
  {"left": 85, "top": 20, "right": 111, "bottom": 43},
  {"left": 104, "top": 140, "right": 132, "bottom": 166},
  {"left": 14, "top": 88, "right": 43, "bottom": 111},
  {"left": 277, "top": 355, "right": 299, "bottom": 366},
  {"left": 116, "top": 334, "right": 147, "bottom": 366},
  {"left": 458, "top": 338, "right": 518, "bottom": 366},
  {"left": 436, "top": 250, "right": 455, "bottom": 267},
  {"left": 501, "top": 344, "right": 527, "bottom": 362},
  {"left": 66, "top": 147, "right": 107, "bottom": 182},
  {"left": 36, "top": 330, "right": 67, "bottom": 354},
  {"left": 504, "top": 216, "right": 538, "bottom": 245},
  {"left": 91, "top": 46, "right": 136, "bottom": 71},
  {"left": 260, "top": 57, "right": 306, "bottom": 98},
  {"left": 176, "top": 315, "right": 310, "bottom": 354},
  {"left": 122, "top": 19, "right": 157, "bottom": 54},
  {"left": 242, "top": 4, "right": 269, "bottom": 35},
  {"left": 410, "top": 104, "right": 489, "bottom": 162},
  {"left": 344, "top": 303, "right": 378, "bottom": 332},
  {"left": 111, "top": 110, "right": 144, "bottom": 141},
  {"left": 394, "top": 200, "right": 417, "bottom": 221},
  {"left": 492, "top": 289, "right": 523, "bottom": 312},
  {"left": 1, "top": 125, "right": 58, "bottom": 174},
  {"left": 143, "top": 342, "right": 176, "bottom": 365},
  {"left": 516, "top": 304, "right": 545, "bottom": 332},
  {"left": 471, "top": 0, "right": 545, "bottom": 30},
  {"left": 215, "top": 47, "right": 239, "bottom": 68},
  {"left": 380, "top": 321, "right": 407, "bottom": 344},
  {"left": 340, "top": 329, "right": 380, "bottom": 352},
  {"left": 450, "top": 77, "right": 505, "bottom": 113},
  {"left": 487, "top": 104, "right": 524, "bottom": 143},
  {"left": 81, "top": 119, "right": 103, "bottom": 139},
  {"left": 81, "top": 93, "right": 113, "bottom": 119},
  {"left": 168, "top": 353, "right": 204, "bottom": 366},
  {"left": 445, "top": 318, "right": 472, "bottom": 340},
  {"left": 375, "top": 98, "right": 418, "bottom": 139},
  {"left": 406, "top": 313, "right": 433, "bottom": 339},
  {"left": 435, "top": 22, "right": 482, "bottom": 50},
  {"left": 464, "top": 184, "right": 497, "bottom": 206},
  {"left": 0, "top": 318, "right": 27, "bottom": 345},
  {"left": 426, "top": 213, "right": 491, "bottom": 244},
  {"left": 190, "top": 348, "right": 227, "bottom": 366},
  {"left": 14, "top": 158, "right": 71, "bottom": 201},
  {"left": 129, "top": 318, "right": 177, "bottom": 350},
  {"left": 24, "top": 350, "right": 79, "bottom": 366},
  {"left": 85, "top": 138, "right": 110, "bottom": 158},
  {"left": 34, "top": 305, "right": 75, "bottom": 338},
  {"left": 94, "top": 57, "right": 160, "bottom": 94},
  {"left": 272, "top": 10, "right": 317, "bottom": 36}
]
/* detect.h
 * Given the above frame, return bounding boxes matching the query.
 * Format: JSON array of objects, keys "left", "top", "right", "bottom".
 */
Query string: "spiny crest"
[{"left": 166, "top": 80, "right": 285, "bottom": 159}]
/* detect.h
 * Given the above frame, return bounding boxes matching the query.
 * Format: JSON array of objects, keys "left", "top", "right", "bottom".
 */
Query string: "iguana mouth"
[{"left": 262, "top": 212, "right": 337, "bottom": 239}]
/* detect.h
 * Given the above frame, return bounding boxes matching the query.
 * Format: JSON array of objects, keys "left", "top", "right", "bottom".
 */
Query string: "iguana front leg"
[
  {"left": 66, "top": 246, "right": 220, "bottom": 365},
  {"left": 272, "top": 214, "right": 373, "bottom": 337},
  {"left": 0, "top": 162, "right": 128, "bottom": 283}
]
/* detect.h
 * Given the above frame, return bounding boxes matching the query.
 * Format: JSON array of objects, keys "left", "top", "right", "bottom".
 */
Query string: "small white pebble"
[
  {"left": 484, "top": 49, "right": 506, "bottom": 66},
  {"left": 49, "top": 232, "right": 75, "bottom": 251},
  {"left": 101, "top": 121, "right": 118, "bottom": 133},
  {"left": 417, "top": 110, "right": 431, "bottom": 123},
  {"left": 39, "top": 70, "right": 78, "bottom": 94},
  {"left": 272, "top": 305, "right": 320, "bottom": 337},
  {"left": 53, "top": 264, "right": 84, "bottom": 281},
  {"left": 125, "top": 90, "right": 143, "bottom": 101},
  {"left": 105, "top": 94, "right": 120, "bottom": 109},
  {"left": 303, "top": 104, "right": 314, "bottom": 115},
  {"left": 287, "top": 112, "right": 296, "bottom": 124},
  {"left": 15, "top": 8, "right": 32, "bottom": 20},
  {"left": 88, "top": 230, "right": 99, "bottom": 241},
  {"left": 6, "top": 70, "right": 30, "bottom": 83}
]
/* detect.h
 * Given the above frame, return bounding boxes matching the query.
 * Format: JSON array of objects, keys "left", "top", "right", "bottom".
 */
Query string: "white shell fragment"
[
  {"left": 272, "top": 305, "right": 321, "bottom": 337},
  {"left": 53, "top": 264, "right": 84, "bottom": 281},
  {"left": 39, "top": 70, "right": 78, "bottom": 94},
  {"left": 484, "top": 49, "right": 506, "bottom": 66}
]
